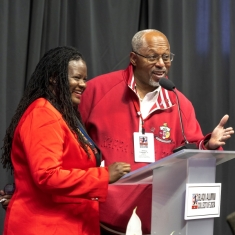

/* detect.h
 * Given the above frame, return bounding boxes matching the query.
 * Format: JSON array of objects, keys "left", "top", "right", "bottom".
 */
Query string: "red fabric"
[
  {"left": 3, "top": 98, "right": 109, "bottom": 235},
  {"left": 79, "top": 64, "right": 222, "bottom": 233}
]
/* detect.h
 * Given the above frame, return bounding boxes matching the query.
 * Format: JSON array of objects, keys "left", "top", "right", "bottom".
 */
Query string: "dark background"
[{"left": 1, "top": 0, "right": 235, "bottom": 234}]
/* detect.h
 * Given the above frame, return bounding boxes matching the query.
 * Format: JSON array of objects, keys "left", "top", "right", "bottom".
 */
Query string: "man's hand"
[
  {"left": 0, "top": 190, "right": 12, "bottom": 210},
  {"left": 206, "top": 114, "right": 234, "bottom": 150},
  {"left": 108, "top": 162, "right": 131, "bottom": 184}
]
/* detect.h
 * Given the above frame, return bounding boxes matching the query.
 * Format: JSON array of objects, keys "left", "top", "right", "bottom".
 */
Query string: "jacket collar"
[{"left": 123, "top": 63, "right": 175, "bottom": 113}]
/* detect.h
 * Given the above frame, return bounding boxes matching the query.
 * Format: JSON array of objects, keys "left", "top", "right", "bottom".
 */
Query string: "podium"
[{"left": 114, "top": 149, "right": 235, "bottom": 235}]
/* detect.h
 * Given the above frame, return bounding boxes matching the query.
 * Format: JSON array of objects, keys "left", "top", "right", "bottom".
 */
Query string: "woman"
[{"left": 1, "top": 46, "right": 130, "bottom": 235}]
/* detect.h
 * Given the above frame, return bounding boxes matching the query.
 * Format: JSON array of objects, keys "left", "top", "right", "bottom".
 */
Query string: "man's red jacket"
[{"left": 79, "top": 64, "right": 217, "bottom": 234}]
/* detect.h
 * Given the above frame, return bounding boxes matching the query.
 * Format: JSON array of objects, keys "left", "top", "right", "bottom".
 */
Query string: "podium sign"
[
  {"left": 114, "top": 149, "right": 235, "bottom": 235},
  {"left": 184, "top": 183, "right": 221, "bottom": 220}
]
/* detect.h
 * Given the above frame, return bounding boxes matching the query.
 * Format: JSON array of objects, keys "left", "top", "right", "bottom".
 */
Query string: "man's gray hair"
[{"left": 131, "top": 29, "right": 160, "bottom": 52}]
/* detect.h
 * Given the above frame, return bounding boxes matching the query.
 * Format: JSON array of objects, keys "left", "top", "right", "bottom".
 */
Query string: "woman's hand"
[
  {"left": 108, "top": 162, "right": 131, "bottom": 183},
  {"left": 0, "top": 190, "right": 12, "bottom": 210}
]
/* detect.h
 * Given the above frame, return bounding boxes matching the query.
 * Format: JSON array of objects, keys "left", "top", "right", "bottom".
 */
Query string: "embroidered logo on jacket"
[{"left": 155, "top": 123, "right": 172, "bottom": 143}]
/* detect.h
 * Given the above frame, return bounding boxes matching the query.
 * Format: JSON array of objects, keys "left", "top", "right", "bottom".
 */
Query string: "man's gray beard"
[{"left": 149, "top": 79, "right": 159, "bottom": 87}]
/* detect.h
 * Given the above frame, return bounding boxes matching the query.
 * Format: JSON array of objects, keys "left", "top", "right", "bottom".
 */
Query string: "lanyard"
[
  {"left": 132, "top": 97, "right": 145, "bottom": 135},
  {"left": 77, "top": 119, "right": 101, "bottom": 166}
]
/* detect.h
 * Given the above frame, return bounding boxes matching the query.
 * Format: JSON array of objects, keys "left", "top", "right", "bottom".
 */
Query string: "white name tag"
[{"left": 133, "top": 132, "right": 155, "bottom": 163}]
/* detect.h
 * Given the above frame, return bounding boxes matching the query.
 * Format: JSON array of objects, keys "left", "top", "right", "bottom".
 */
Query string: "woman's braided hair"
[{"left": 1, "top": 46, "right": 90, "bottom": 171}]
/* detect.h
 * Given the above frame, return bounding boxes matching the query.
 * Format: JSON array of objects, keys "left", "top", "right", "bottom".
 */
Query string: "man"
[
  {"left": 1, "top": 29, "right": 234, "bottom": 234},
  {"left": 79, "top": 29, "right": 233, "bottom": 234}
]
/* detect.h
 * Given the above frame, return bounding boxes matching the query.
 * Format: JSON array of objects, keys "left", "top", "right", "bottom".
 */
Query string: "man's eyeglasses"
[{"left": 133, "top": 51, "right": 175, "bottom": 63}]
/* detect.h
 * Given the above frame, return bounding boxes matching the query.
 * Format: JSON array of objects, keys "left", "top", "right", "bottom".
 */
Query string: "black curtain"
[{"left": 1, "top": 0, "right": 235, "bottom": 234}]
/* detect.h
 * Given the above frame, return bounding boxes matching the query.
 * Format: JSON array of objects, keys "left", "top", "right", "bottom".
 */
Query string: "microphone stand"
[
  {"left": 172, "top": 89, "right": 197, "bottom": 153},
  {"left": 159, "top": 78, "right": 198, "bottom": 153}
]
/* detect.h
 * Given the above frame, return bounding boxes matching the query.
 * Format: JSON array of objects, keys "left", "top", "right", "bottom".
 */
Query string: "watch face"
[{"left": 4, "top": 183, "right": 15, "bottom": 195}]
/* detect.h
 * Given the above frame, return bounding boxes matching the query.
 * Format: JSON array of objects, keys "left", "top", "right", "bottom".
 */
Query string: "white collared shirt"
[{"left": 137, "top": 87, "right": 161, "bottom": 119}]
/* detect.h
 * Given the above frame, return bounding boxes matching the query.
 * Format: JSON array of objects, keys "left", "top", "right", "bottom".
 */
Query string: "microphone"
[{"left": 159, "top": 78, "right": 197, "bottom": 153}]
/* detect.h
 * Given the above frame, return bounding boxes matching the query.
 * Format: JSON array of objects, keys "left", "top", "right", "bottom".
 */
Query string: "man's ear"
[{"left": 130, "top": 52, "right": 137, "bottom": 66}]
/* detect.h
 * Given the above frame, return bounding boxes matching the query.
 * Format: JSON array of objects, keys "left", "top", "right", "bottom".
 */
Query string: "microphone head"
[{"left": 159, "top": 78, "right": 175, "bottom": 91}]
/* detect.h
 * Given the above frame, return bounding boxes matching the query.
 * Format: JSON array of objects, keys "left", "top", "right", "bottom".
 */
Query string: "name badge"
[{"left": 133, "top": 132, "right": 155, "bottom": 163}]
